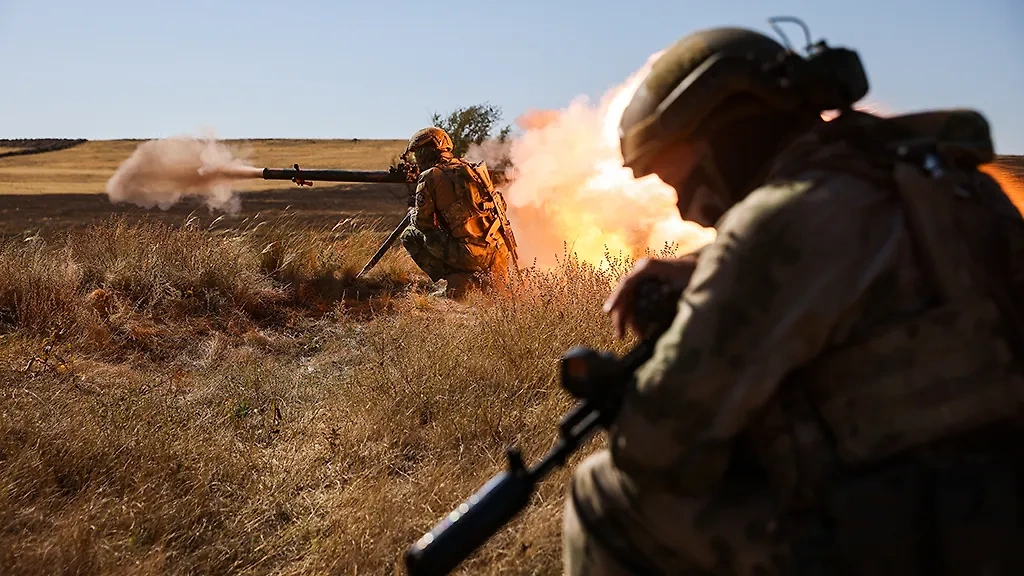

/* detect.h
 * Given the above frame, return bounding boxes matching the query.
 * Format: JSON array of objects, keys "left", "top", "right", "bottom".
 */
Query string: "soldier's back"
[{"left": 750, "top": 109, "right": 1024, "bottom": 575}]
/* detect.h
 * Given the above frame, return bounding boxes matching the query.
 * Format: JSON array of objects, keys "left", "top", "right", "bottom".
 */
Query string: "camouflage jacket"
[
  {"left": 576, "top": 109, "right": 1024, "bottom": 574},
  {"left": 412, "top": 155, "right": 502, "bottom": 247}
]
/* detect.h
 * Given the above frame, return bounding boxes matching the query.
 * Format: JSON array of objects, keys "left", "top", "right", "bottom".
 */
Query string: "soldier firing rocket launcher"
[{"left": 259, "top": 161, "right": 510, "bottom": 278}]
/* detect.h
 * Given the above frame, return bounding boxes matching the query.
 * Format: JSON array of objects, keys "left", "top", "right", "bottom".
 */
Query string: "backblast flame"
[
  {"left": 493, "top": 52, "right": 716, "bottom": 271},
  {"left": 982, "top": 165, "right": 1024, "bottom": 215}
]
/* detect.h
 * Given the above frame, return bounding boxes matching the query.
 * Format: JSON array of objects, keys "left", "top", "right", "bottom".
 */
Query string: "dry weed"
[{"left": 0, "top": 216, "right": 681, "bottom": 575}]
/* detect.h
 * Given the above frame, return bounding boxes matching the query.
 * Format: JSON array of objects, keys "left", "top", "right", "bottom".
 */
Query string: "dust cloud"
[{"left": 105, "top": 132, "right": 262, "bottom": 214}]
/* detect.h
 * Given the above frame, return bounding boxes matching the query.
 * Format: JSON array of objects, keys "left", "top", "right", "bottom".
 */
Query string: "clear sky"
[{"left": 2, "top": 0, "right": 1021, "bottom": 153}]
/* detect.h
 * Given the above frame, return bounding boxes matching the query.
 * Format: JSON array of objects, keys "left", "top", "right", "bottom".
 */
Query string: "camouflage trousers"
[
  {"left": 400, "top": 225, "right": 511, "bottom": 296},
  {"left": 564, "top": 450, "right": 786, "bottom": 576}
]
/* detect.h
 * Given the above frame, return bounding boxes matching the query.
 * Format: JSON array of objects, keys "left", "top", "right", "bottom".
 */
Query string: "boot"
[
  {"left": 443, "top": 272, "right": 477, "bottom": 300},
  {"left": 427, "top": 279, "right": 448, "bottom": 297}
]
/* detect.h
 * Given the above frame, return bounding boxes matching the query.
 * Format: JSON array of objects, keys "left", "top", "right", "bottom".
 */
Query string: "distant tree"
[{"left": 430, "top": 103, "right": 512, "bottom": 158}]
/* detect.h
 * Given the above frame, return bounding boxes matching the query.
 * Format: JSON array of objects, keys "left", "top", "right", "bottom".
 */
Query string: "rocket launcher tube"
[{"left": 261, "top": 163, "right": 421, "bottom": 186}]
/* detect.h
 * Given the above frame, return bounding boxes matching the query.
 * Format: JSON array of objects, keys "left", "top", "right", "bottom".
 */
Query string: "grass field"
[
  {"left": 1, "top": 139, "right": 1023, "bottom": 575},
  {"left": 0, "top": 138, "right": 646, "bottom": 575},
  {"left": 0, "top": 139, "right": 419, "bottom": 240},
  {"left": 0, "top": 139, "right": 409, "bottom": 195}
]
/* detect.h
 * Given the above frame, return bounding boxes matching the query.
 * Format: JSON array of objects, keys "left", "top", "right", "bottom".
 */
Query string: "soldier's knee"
[
  {"left": 563, "top": 451, "right": 652, "bottom": 575},
  {"left": 400, "top": 228, "right": 424, "bottom": 252},
  {"left": 562, "top": 488, "right": 589, "bottom": 576},
  {"left": 563, "top": 468, "right": 637, "bottom": 576}
]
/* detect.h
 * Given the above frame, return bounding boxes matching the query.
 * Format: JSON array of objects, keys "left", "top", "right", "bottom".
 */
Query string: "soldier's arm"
[
  {"left": 608, "top": 172, "right": 906, "bottom": 494},
  {"left": 411, "top": 170, "right": 439, "bottom": 231}
]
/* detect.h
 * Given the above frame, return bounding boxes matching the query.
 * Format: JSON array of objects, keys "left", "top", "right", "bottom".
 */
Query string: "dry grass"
[
  {"left": 0, "top": 139, "right": 408, "bottom": 195},
  {"left": 4, "top": 140, "right": 1019, "bottom": 575},
  {"left": 0, "top": 215, "right": 670, "bottom": 575}
]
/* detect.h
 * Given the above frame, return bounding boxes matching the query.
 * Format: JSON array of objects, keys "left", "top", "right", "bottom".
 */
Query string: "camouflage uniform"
[
  {"left": 399, "top": 127, "right": 517, "bottom": 297},
  {"left": 566, "top": 27, "right": 1024, "bottom": 576}
]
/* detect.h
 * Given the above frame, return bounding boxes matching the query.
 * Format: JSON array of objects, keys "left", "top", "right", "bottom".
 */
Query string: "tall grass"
[{"left": 0, "top": 216, "right": 680, "bottom": 575}]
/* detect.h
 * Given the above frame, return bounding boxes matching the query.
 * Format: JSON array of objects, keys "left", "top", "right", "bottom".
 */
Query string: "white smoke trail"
[{"left": 105, "top": 130, "right": 262, "bottom": 214}]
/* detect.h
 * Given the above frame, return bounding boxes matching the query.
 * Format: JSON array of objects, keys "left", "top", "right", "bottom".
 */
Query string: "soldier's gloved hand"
[
  {"left": 604, "top": 253, "right": 699, "bottom": 339},
  {"left": 407, "top": 194, "right": 417, "bottom": 208}
]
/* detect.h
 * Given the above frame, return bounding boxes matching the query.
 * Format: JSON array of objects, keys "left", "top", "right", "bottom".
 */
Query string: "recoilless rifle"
[
  {"left": 261, "top": 161, "right": 423, "bottom": 187},
  {"left": 403, "top": 279, "right": 682, "bottom": 575}
]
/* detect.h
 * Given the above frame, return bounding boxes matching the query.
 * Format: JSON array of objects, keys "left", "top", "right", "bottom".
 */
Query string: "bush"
[{"left": 430, "top": 103, "right": 512, "bottom": 159}]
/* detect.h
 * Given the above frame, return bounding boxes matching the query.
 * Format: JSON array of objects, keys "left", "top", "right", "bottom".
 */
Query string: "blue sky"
[{"left": 2, "top": 0, "right": 1021, "bottom": 153}]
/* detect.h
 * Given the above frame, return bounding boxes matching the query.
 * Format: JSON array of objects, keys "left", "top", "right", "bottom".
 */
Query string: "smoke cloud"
[
  {"left": 470, "top": 52, "right": 716, "bottom": 270},
  {"left": 465, "top": 74, "right": 922, "bottom": 272},
  {"left": 105, "top": 131, "right": 262, "bottom": 214}
]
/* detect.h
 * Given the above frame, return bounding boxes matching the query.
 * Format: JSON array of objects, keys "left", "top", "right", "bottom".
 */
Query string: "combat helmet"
[
  {"left": 405, "top": 126, "right": 454, "bottom": 155},
  {"left": 619, "top": 23, "right": 868, "bottom": 224}
]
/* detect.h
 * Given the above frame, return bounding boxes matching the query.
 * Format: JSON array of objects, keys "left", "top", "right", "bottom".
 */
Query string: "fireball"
[
  {"left": 489, "top": 52, "right": 1024, "bottom": 274},
  {"left": 494, "top": 52, "right": 716, "bottom": 271},
  {"left": 981, "top": 165, "right": 1024, "bottom": 215}
]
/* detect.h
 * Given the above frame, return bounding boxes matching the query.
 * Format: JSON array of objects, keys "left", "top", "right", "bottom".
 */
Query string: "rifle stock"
[{"left": 403, "top": 279, "right": 681, "bottom": 575}]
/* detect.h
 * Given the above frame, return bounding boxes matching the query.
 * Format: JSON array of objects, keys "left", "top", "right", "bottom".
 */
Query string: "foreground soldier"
[
  {"left": 399, "top": 126, "right": 518, "bottom": 298},
  {"left": 564, "top": 26, "right": 1024, "bottom": 575}
]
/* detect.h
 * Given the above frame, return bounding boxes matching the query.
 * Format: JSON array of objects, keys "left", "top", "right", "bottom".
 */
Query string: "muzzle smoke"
[{"left": 105, "top": 132, "right": 262, "bottom": 214}]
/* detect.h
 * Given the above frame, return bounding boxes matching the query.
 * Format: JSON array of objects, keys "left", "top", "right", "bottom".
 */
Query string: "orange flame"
[
  {"left": 493, "top": 52, "right": 716, "bottom": 270},
  {"left": 469, "top": 52, "right": 1024, "bottom": 273},
  {"left": 981, "top": 164, "right": 1024, "bottom": 215},
  {"left": 485, "top": 58, "right": 901, "bottom": 272}
]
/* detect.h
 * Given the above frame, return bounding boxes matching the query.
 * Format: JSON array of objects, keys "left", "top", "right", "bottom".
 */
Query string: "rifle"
[{"left": 403, "top": 279, "right": 681, "bottom": 576}]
